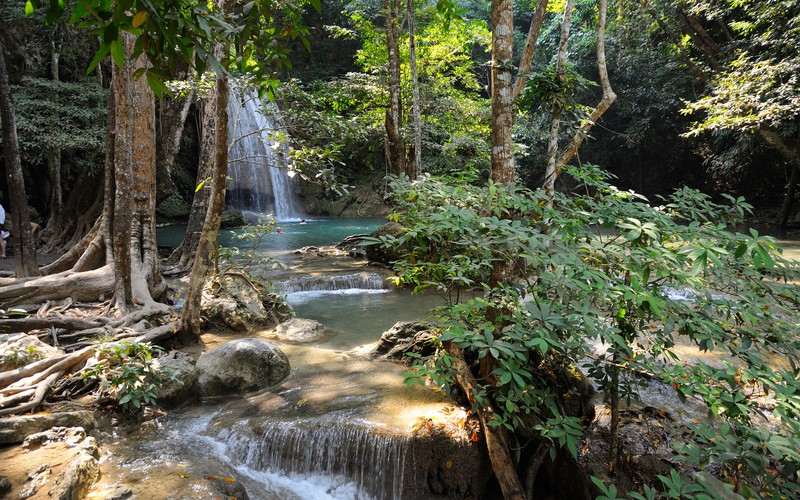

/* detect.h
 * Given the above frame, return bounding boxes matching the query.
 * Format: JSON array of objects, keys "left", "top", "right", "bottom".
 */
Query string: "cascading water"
[
  {"left": 227, "top": 88, "right": 304, "bottom": 220},
  {"left": 211, "top": 419, "right": 409, "bottom": 500},
  {"left": 278, "top": 272, "right": 392, "bottom": 294}
]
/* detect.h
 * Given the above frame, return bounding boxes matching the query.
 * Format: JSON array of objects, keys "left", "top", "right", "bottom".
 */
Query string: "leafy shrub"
[
  {"left": 374, "top": 167, "right": 800, "bottom": 497},
  {"left": 82, "top": 341, "right": 164, "bottom": 412}
]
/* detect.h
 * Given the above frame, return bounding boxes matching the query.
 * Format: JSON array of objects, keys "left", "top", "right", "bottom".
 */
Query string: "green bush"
[
  {"left": 82, "top": 341, "right": 165, "bottom": 412},
  {"left": 373, "top": 167, "right": 800, "bottom": 497}
]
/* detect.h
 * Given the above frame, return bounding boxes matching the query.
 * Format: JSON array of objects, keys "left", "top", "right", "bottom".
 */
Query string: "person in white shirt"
[{"left": 0, "top": 203, "right": 8, "bottom": 259}]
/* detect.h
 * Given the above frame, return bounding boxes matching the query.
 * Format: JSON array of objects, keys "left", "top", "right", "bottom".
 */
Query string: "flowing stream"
[{"left": 96, "top": 219, "right": 452, "bottom": 499}]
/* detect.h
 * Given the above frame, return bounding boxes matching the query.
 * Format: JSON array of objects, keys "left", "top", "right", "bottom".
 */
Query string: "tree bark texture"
[
  {"left": 110, "top": 35, "right": 135, "bottom": 310},
  {"left": 0, "top": 36, "right": 39, "bottom": 277},
  {"left": 407, "top": 0, "right": 422, "bottom": 180},
  {"left": 512, "top": 0, "right": 549, "bottom": 100},
  {"left": 95, "top": 32, "right": 163, "bottom": 310},
  {"left": 542, "top": 0, "right": 574, "bottom": 203},
  {"left": 490, "top": 0, "right": 516, "bottom": 184},
  {"left": 129, "top": 42, "right": 165, "bottom": 306},
  {"left": 385, "top": 0, "right": 406, "bottom": 177},
  {"left": 181, "top": 10, "right": 230, "bottom": 335},
  {"left": 555, "top": 0, "right": 616, "bottom": 169},
  {"left": 156, "top": 88, "right": 195, "bottom": 204},
  {"left": 167, "top": 93, "right": 217, "bottom": 271}
]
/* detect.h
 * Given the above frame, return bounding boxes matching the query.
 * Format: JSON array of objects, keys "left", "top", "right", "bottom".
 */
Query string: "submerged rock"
[
  {"left": 201, "top": 272, "right": 293, "bottom": 331},
  {"left": 273, "top": 317, "right": 329, "bottom": 343},
  {"left": 196, "top": 338, "right": 290, "bottom": 397},
  {"left": 370, "top": 321, "right": 437, "bottom": 364}
]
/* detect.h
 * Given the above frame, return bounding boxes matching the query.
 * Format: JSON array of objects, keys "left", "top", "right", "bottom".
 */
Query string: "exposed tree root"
[
  {"left": 0, "top": 301, "right": 182, "bottom": 416},
  {"left": 0, "top": 371, "right": 64, "bottom": 417},
  {"left": 0, "top": 266, "right": 114, "bottom": 307},
  {"left": 0, "top": 317, "right": 105, "bottom": 334}
]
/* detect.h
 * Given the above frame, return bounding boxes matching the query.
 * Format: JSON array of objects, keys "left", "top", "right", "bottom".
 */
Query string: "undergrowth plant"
[
  {"left": 82, "top": 341, "right": 165, "bottom": 412},
  {"left": 371, "top": 167, "right": 800, "bottom": 497}
]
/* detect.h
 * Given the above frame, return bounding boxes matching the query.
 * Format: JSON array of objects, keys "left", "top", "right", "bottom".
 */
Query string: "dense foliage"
[
  {"left": 13, "top": 77, "right": 106, "bottom": 173},
  {"left": 375, "top": 168, "right": 800, "bottom": 497},
  {"left": 276, "top": 3, "right": 492, "bottom": 184}
]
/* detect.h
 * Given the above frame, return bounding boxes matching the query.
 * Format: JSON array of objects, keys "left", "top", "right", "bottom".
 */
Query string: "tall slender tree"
[
  {"left": 385, "top": 0, "right": 406, "bottom": 177},
  {"left": 0, "top": 32, "right": 39, "bottom": 277}
]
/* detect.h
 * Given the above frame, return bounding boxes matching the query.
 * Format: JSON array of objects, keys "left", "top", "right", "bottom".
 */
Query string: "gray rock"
[
  {"left": 0, "top": 476, "right": 10, "bottom": 494},
  {"left": 196, "top": 339, "right": 290, "bottom": 396},
  {"left": 151, "top": 351, "right": 198, "bottom": 406},
  {"left": 220, "top": 209, "right": 247, "bottom": 228},
  {"left": 364, "top": 222, "right": 406, "bottom": 265},
  {"left": 274, "top": 318, "right": 329, "bottom": 343},
  {"left": 201, "top": 273, "right": 293, "bottom": 331},
  {"left": 0, "top": 411, "right": 95, "bottom": 445},
  {"left": 370, "top": 321, "right": 437, "bottom": 364}
]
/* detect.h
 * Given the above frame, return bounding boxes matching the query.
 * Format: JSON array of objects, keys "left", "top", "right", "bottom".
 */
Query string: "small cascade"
[
  {"left": 214, "top": 419, "right": 410, "bottom": 500},
  {"left": 278, "top": 272, "right": 392, "bottom": 294},
  {"left": 227, "top": 88, "right": 304, "bottom": 220}
]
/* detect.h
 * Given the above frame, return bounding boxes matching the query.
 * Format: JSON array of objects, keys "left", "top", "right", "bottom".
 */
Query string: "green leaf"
[
  {"left": 109, "top": 39, "right": 125, "bottom": 69},
  {"left": 86, "top": 44, "right": 110, "bottom": 75},
  {"left": 25, "top": 0, "right": 36, "bottom": 16}
]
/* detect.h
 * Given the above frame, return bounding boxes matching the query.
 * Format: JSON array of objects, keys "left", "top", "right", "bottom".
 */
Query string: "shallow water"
[{"left": 99, "top": 217, "right": 449, "bottom": 499}]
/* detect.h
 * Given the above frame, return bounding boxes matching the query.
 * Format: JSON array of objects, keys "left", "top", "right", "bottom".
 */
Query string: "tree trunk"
[
  {"left": 407, "top": 0, "right": 422, "bottom": 180},
  {"left": 490, "top": 0, "right": 516, "bottom": 184},
  {"left": 543, "top": 0, "right": 615, "bottom": 201},
  {"left": 129, "top": 41, "right": 165, "bottom": 306},
  {"left": 542, "top": 0, "right": 574, "bottom": 203},
  {"left": 181, "top": 0, "right": 230, "bottom": 334},
  {"left": 446, "top": 343, "right": 526, "bottom": 499},
  {"left": 0, "top": 36, "right": 39, "bottom": 277},
  {"left": 777, "top": 165, "right": 798, "bottom": 228},
  {"left": 156, "top": 88, "right": 195, "bottom": 205},
  {"left": 759, "top": 129, "right": 800, "bottom": 228},
  {"left": 110, "top": 35, "right": 135, "bottom": 311},
  {"left": 555, "top": 0, "right": 615, "bottom": 169},
  {"left": 385, "top": 0, "right": 406, "bottom": 177},
  {"left": 167, "top": 94, "right": 217, "bottom": 272},
  {"left": 73, "top": 32, "right": 162, "bottom": 311},
  {"left": 512, "top": 0, "right": 549, "bottom": 100}
]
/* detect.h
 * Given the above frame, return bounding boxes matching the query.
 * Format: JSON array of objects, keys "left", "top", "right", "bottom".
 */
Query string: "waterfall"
[
  {"left": 227, "top": 89, "right": 304, "bottom": 221},
  {"left": 214, "top": 419, "right": 409, "bottom": 500},
  {"left": 278, "top": 272, "right": 392, "bottom": 294}
]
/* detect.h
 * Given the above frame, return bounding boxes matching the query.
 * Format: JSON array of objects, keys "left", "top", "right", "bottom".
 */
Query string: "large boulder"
[
  {"left": 273, "top": 318, "right": 329, "bottom": 343},
  {"left": 369, "top": 321, "right": 437, "bottom": 364},
  {"left": 151, "top": 351, "right": 198, "bottom": 406},
  {"left": 220, "top": 209, "right": 247, "bottom": 228},
  {"left": 196, "top": 338, "right": 290, "bottom": 397},
  {"left": 201, "top": 272, "right": 293, "bottom": 331},
  {"left": 364, "top": 222, "right": 406, "bottom": 265}
]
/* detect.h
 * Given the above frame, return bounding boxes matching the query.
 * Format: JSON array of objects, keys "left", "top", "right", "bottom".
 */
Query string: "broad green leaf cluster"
[{"left": 378, "top": 167, "right": 800, "bottom": 497}]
